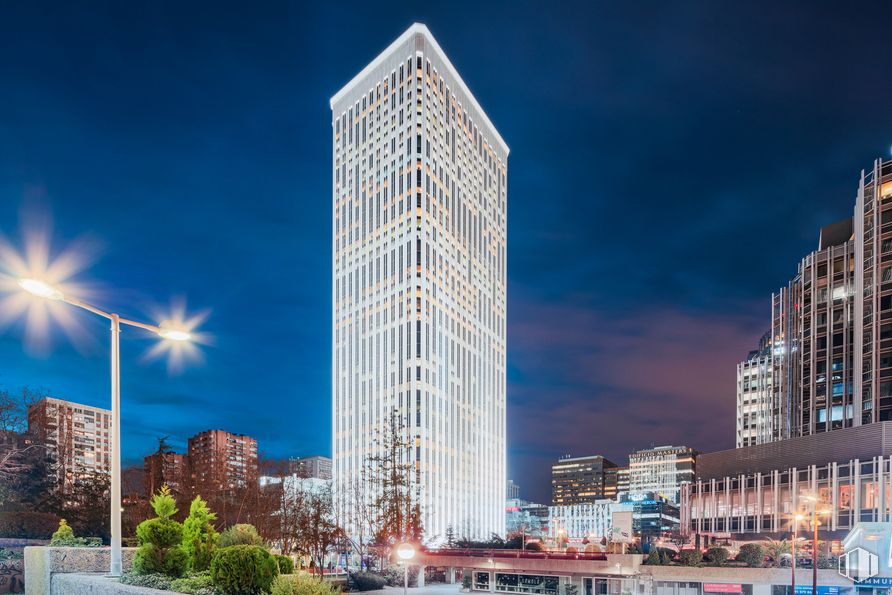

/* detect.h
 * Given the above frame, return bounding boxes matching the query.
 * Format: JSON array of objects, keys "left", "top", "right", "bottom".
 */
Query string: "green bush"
[
  {"left": 270, "top": 572, "right": 342, "bottom": 595},
  {"left": 291, "top": 572, "right": 341, "bottom": 595},
  {"left": 678, "top": 549, "right": 703, "bottom": 566},
  {"left": 382, "top": 565, "right": 418, "bottom": 587},
  {"left": 706, "top": 546, "right": 730, "bottom": 566},
  {"left": 120, "top": 572, "right": 174, "bottom": 590},
  {"left": 566, "top": 585, "right": 579, "bottom": 595},
  {"left": 0, "top": 511, "right": 60, "bottom": 539},
  {"left": 211, "top": 544, "right": 278, "bottom": 594},
  {"left": 462, "top": 574, "right": 472, "bottom": 589},
  {"left": 51, "top": 519, "right": 74, "bottom": 542},
  {"left": 137, "top": 518, "right": 184, "bottom": 548},
  {"left": 737, "top": 543, "right": 766, "bottom": 567},
  {"left": 351, "top": 571, "right": 387, "bottom": 591},
  {"left": 47, "top": 518, "right": 101, "bottom": 546},
  {"left": 645, "top": 550, "right": 662, "bottom": 565},
  {"left": 660, "top": 550, "right": 672, "bottom": 565},
  {"left": 218, "top": 523, "right": 265, "bottom": 548},
  {"left": 271, "top": 575, "right": 295, "bottom": 595},
  {"left": 170, "top": 571, "right": 215, "bottom": 594},
  {"left": 275, "top": 554, "right": 295, "bottom": 575},
  {"left": 133, "top": 485, "right": 188, "bottom": 578},
  {"left": 134, "top": 542, "right": 189, "bottom": 576},
  {"left": 182, "top": 496, "right": 218, "bottom": 572}
]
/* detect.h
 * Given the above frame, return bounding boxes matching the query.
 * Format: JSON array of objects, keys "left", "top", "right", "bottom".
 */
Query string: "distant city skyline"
[{"left": 1, "top": 1, "right": 892, "bottom": 504}]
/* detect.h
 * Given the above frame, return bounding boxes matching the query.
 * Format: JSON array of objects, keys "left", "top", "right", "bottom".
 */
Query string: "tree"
[
  {"left": 0, "top": 388, "right": 47, "bottom": 496},
  {"left": 445, "top": 525, "right": 456, "bottom": 548},
  {"left": 763, "top": 538, "right": 791, "bottom": 567},
  {"left": 366, "top": 411, "right": 423, "bottom": 553},
  {"left": 338, "top": 475, "right": 380, "bottom": 571},
  {"left": 296, "top": 484, "right": 339, "bottom": 577},
  {"left": 182, "top": 496, "right": 218, "bottom": 571},
  {"left": 42, "top": 472, "right": 110, "bottom": 541},
  {"left": 664, "top": 529, "right": 691, "bottom": 551}
]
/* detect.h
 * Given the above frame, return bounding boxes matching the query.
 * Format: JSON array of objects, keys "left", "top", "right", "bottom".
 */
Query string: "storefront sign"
[
  {"left": 703, "top": 584, "right": 742, "bottom": 593},
  {"left": 792, "top": 586, "right": 842, "bottom": 595}
]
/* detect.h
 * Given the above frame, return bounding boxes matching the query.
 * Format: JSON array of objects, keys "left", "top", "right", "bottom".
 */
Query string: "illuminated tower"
[{"left": 331, "top": 23, "right": 508, "bottom": 539}]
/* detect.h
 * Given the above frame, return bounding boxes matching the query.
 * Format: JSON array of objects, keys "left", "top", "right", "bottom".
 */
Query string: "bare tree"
[
  {"left": 296, "top": 483, "right": 339, "bottom": 576},
  {"left": 665, "top": 528, "right": 691, "bottom": 551},
  {"left": 338, "top": 475, "right": 381, "bottom": 571}
]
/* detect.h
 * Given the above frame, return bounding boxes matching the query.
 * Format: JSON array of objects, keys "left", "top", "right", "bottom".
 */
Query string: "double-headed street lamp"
[{"left": 18, "top": 277, "right": 192, "bottom": 576}]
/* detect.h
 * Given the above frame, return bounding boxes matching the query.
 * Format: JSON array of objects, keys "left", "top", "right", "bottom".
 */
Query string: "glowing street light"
[
  {"left": 17, "top": 275, "right": 196, "bottom": 577},
  {"left": 791, "top": 513, "right": 805, "bottom": 594},
  {"left": 801, "top": 493, "right": 833, "bottom": 595},
  {"left": 396, "top": 543, "right": 416, "bottom": 595},
  {"left": 18, "top": 278, "right": 64, "bottom": 300}
]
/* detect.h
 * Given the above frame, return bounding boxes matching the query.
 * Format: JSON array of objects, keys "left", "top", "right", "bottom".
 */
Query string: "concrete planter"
[{"left": 23, "top": 547, "right": 136, "bottom": 595}]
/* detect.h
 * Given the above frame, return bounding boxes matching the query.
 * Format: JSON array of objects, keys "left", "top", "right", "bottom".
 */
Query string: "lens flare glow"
[
  {"left": 18, "top": 278, "right": 64, "bottom": 300},
  {"left": 143, "top": 298, "right": 209, "bottom": 374},
  {"left": 0, "top": 214, "right": 100, "bottom": 354}
]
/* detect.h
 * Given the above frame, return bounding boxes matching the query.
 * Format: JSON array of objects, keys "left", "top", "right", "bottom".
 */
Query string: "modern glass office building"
[
  {"left": 330, "top": 23, "right": 508, "bottom": 540},
  {"left": 742, "top": 159, "right": 892, "bottom": 446}
]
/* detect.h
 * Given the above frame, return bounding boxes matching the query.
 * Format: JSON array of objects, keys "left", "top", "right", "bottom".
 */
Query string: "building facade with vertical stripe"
[{"left": 331, "top": 23, "right": 508, "bottom": 540}]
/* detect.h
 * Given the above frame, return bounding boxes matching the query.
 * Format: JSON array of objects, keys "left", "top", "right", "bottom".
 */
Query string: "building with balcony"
[
  {"left": 27, "top": 397, "right": 111, "bottom": 493},
  {"left": 188, "top": 429, "right": 258, "bottom": 493},
  {"left": 144, "top": 450, "right": 189, "bottom": 497}
]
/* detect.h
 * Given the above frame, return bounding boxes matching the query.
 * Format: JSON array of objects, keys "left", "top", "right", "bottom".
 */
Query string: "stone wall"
[
  {"left": 52, "top": 574, "right": 169, "bottom": 595},
  {"left": 23, "top": 547, "right": 136, "bottom": 595},
  {"left": 0, "top": 558, "right": 23, "bottom": 594}
]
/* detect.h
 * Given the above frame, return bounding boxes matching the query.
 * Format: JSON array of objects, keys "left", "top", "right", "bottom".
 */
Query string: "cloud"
[{"left": 507, "top": 292, "right": 764, "bottom": 503}]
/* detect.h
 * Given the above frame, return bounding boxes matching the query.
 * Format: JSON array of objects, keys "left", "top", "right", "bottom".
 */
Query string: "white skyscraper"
[{"left": 331, "top": 23, "right": 508, "bottom": 540}]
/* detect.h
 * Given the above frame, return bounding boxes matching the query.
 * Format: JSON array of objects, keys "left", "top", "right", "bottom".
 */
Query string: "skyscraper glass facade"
[{"left": 331, "top": 24, "right": 508, "bottom": 540}]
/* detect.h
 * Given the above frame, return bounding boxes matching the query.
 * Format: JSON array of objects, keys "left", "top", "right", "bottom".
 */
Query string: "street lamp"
[
  {"left": 18, "top": 277, "right": 193, "bottom": 576},
  {"left": 792, "top": 513, "right": 804, "bottom": 594},
  {"left": 801, "top": 494, "right": 832, "bottom": 595},
  {"left": 396, "top": 543, "right": 416, "bottom": 595}
]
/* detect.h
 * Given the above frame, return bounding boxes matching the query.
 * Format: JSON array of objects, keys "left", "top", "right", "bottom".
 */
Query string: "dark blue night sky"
[{"left": 1, "top": 1, "right": 891, "bottom": 504}]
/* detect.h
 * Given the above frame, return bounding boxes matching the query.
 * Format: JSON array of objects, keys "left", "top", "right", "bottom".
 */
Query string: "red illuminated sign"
[{"left": 704, "top": 584, "right": 742, "bottom": 593}]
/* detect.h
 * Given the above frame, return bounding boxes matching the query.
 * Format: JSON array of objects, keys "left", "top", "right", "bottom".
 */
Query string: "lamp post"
[
  {"left": 801, "top": 494, "right": 831, "bottom": 595},
  {"left": 792, "top": 513, "right": 804, "bottom": 595},
  {"left": 18, "top": 278, "right": 192, "bottom": 576},
  {"left": 396, "top": 543, "right": 416, "bottom": 595}
]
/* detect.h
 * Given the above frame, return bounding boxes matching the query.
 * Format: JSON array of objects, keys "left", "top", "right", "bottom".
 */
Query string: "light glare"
[
  {"left": 158, "top": 327, "right": 191, "bottom": 342},
  {"left": 18, "top": 278, "right": 64, "bottom": 300}
]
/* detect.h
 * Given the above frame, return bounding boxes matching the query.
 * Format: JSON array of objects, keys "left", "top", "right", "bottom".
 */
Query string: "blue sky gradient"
[{"left": 1, "top": 1, "right": 891, "bottom": 503}]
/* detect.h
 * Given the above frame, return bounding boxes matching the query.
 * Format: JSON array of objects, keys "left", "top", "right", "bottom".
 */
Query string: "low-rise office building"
[
  {"left": 629, "top": 445, "right": 696, "bottom": 505},
  {"left": 681, "top": 421, "right": 892, "bottom": 543},
  {"left": 552, "top": 455, "right": 620, "bottom": 505},
  {"left": 506, "top": 498, "right": 549, "bottom": 538},
  {"left": 548, "top": 500, "right": 632, "bottom": 542},
  {"left": 620, "top": 492, "right": 680, "bottom": 544}
]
